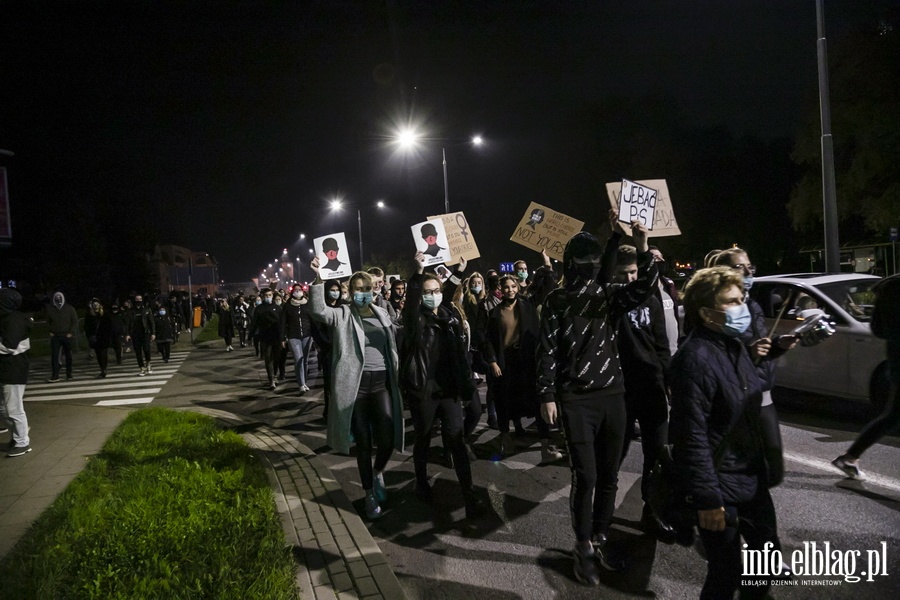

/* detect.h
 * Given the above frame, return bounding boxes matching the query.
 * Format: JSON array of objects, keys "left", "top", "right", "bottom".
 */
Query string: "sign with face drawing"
[
  {"left": 314, "top": 232, "right": 353, "bottom": 280},
  {"left": 509, "top": 202, "right": 584, "bottom": 261},
  {"left": 411, "top": 218, "right": 452, "bottom": 267},
  {"left": 427, "top": 211, "right": 481, "bottom": 266}
]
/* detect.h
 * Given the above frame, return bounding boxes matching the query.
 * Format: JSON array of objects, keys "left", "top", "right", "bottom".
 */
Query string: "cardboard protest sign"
[
  {"left": 411, "top": 218, "right": 452, "bottom": 267},
  {"left": 426, "top": 211, "right": 481, "bottom": 266},
  {"left": 314, "top": 232, "right": 353, "bottom": 280},
  {"left": 605, "top": 179, "right": 681, "bottom": 237},
  {"left": 509, "top": 202, "right": 584, "bottom": 261}
]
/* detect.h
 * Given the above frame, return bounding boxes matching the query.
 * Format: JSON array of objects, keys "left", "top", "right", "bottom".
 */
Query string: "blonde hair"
[
  {"left": 348, "top": 271, "right": 373, "bottom": 291},
  {"left": 683, "top": 266, "right": 744, "bottom": 332},
  {"left": 709, "top": 247, "right": 748, "bottom": 268}
]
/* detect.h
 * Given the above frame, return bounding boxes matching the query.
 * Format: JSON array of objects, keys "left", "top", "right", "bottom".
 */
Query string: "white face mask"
[{"left": 422, "top": 292, "right": 442, "bottom": 309}]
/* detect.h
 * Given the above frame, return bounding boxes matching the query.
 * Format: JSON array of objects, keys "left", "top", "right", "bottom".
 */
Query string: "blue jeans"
[
  {"left": 1, "top": 384, "right": 30, "bottom": 446},
  {"left": 288, "top": 337, "right": 313, "bottom": 387}
]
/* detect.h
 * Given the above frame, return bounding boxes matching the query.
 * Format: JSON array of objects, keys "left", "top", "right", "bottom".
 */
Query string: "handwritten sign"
[
  {"left": 617, "top": 179, "right": 657, "bottom": 229},
  {"left": 605, "top": 179, "right": 681, "bottom": 237},
  {"left": 411, "top": 218, "right": 452, "bottom": 267},
  {"left": 427, "top": 211, "right": 481, "bottom": 266},
  {"left": 509, "top": 202, "right": 584, "bottom": 261},
  {"left": 314, "top": 232, "right": 353, "bottom": 280}
]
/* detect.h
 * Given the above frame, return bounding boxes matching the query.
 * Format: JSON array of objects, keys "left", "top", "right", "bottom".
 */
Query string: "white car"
[{"left": 749, "top": 273, "right": 889, "bottom": 411}]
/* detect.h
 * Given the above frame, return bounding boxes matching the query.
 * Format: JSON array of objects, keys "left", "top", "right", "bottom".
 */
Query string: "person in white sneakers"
[{"left": 0, "top": 288, "right": 33, "bottom": 457}]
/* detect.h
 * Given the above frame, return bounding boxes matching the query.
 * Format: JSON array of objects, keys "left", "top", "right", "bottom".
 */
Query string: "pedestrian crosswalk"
[{"left": 25, "top": 351, "right": 190, "bottom": 407}]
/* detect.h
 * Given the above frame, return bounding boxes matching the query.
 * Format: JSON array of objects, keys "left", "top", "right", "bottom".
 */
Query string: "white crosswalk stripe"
[{"left": 26, "top": 352, "right": 189, "bottom": 407}]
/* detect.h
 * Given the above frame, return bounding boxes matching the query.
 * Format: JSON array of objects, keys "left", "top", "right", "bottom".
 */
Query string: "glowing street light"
[{"left": 329, "top": 198, "right": 387, "bottom": 265}]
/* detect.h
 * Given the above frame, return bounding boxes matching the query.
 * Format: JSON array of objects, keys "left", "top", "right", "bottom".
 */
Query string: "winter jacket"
[
  {"left": 218, "top": 306, "right": 235, "bottom": 338},
  {"left": 154, "top": 314, "right": 176, "bottom": 343},
  {"left": 0, "top": 288, "right": 32, "bottom": 384},
  {"left": 46, "top": 292, "right": 78, "bottom": 336},
  {"left": 129, "top": 305, "right": 156, "bottom": 337},
  {"left": 872, "top": 274, "right": 900, "bottom": 342},
  {"left": 669, "top": 325, "right": 766, "bottom": 510},
  {"left": 249, "top": 302, "right": 281, "bottom": 343},
  {"left": 617, "top": 295, "right": 670, "bottom": 390},
  {"left": 232, "top": 302, "right": 249, "bottom": 330},
  {"left": 399, "top": 273, "right": 474, "bottom": 400},
  {"left": 483, "top": 296, "right": 541, "bottom": 375},
  {"left": 280, "top": 300, "right": 313, "bottom": 340}
]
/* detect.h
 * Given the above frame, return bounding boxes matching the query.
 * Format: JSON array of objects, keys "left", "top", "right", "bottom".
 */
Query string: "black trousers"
[
  {"left": 156, "top": 341, "right": 171, "bottom": 362},
  {"left": 559, "top": 393, "right": 626, "bottom": 542},
  {"left": 621, "top": 382, "right": 669, "bottom": 502},
  {"left": 463, "top": 387, "right": 483, "bottom": 438},
  {"left": 849, "top": 341, "right": 900, "bottom": 459},
  {"left": 132, "top": 335, "right": 152, "bottom": 368},
  {"left": 409, "top": 389, "right": 472, "bottom": 489},
  {"left": 351, "top": 371, "right": 395, "bottom": 490},
  {"left": 95, "top": 346, "right": 109, "bottom": 373},
  {"left": 259, "top": 340, "right": 277, "bottom": 383},
  {"left": 111, "top": 336, "right": 123, "bottom": 364},
  {"left": 698, "top": 485, "right": 780, "bottom": 600}
]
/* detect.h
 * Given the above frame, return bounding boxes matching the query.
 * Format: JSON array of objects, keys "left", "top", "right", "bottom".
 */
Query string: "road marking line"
[
  {"left": 96, "top": 398, "right": 156, "bottom": 406},
  {"left": 26, "top": 378, "right": 173, "bottom": 394},
  {"left": 783, "top": 450, "right": 900, "bottom": 493},
  {"left": 24, "top": 388, "right": 162, "bottom": 402}
]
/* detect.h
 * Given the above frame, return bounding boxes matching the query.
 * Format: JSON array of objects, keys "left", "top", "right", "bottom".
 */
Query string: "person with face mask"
[
  {"left": 670, "top": 266, "right": 782, "bottom": 599},
  {"left": 309, "top": 258, "right": 404, "bottom": 520},
  {"left": 108, "top": 303, "right": 127, "bottom": 365},
  {"left": 400, "top": 252, "right": 484, "bottom": 519},
  {"left": 248, "top": 294, "right": 261, "bottom": 357},
  {"left": 248, "top": 289, "right": 282, "bottom": 390},
  {"left": 538, "top": 210, "right": 657, "bottom": 584},
  {"left": 709, "top": 248, "right": 797, "bottom": 489},
  {"left": 647, "top": 245, "right": 682, "bottom": 356},
  {"left": 231, "top": 294, "right": 249, "bottom": 348},
  {"left": 45, "top": 291, "right": 78, "bottom": 382},
  {"left": 125, "top": 294, "right": 156, "bottom": 377},
  {"left": 154, "top": 305, "right": 176, "bottom": 363},
  {"left": 218, "top": 298, "right": 235, "bottom": 352},
  {"left": 310, "top": 280, "right": 343, "bottom": 419},
  {"left": 280, "top": 284, "right": 314, "bottom": 393},
  {"left": 85, "top": 299, "right": 113, "bottom": 378}
]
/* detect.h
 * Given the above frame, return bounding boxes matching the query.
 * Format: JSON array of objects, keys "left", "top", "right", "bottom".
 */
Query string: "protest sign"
[
  {"left": 605, "top": 179, "right": 681, "bottom": 237},
  {"left": 426, "top": 211, "right": 481, "bottom": 266},
  {"left": 509, "top": 202, "right": 584, "bottom": 261},
  {"left": 411, "top": 218, "right": 452, "bottom": 267},
  {"left": 617, "top": 179, "right": 658, "bottom": 230},
  {"left": 314, "top": 232, "right": 353, "bottom": 280}
]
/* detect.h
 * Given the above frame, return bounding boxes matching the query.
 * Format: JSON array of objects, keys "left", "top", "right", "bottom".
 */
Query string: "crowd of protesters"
[{"left": 2, "top": 204, "right": 898, "bottom": 600}]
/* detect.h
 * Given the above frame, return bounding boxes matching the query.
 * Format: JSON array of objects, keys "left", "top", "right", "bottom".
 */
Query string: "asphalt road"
[{"left": 153, "top": 344, "right": 900, "bottom": 600}]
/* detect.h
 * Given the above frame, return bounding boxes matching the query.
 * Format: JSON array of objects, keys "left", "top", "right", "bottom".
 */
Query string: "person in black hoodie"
[
  {"left": 153, "top": 305, "right": 176, "bottom": 363},
  {"left": 614, "top": 245, "right": 675, "bottom": 542},
  {"left": 400, "top": 252, "right": 483, "bottom": 519},
  {"left": 669, "top": 265, "right": 778, "bottom": 599},
  {"left": 108, "top": 303, "right": 127, "bottom": 365},
  {"left": 249, "top": 288, "right": 282, "bottom": 390},
  {"left": 538, "top": 211, "right": 656, "bottom": 585},
  {"left": 126, "top": 294, "right": 156, "bottom": 376},
  {"left": 87, "top": 299, "right": 114, "bottom": 378},
  {"left": 0, "top": 288, "right": 33, "bottom": 456}
]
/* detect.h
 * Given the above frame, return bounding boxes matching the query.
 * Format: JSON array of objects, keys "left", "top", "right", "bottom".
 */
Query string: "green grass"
[
  {"left": 193, "top": 314, "right": 220, "bottom": 344},
  {"left": 0, "top": 408, "right": 297, "bottom": 599}
]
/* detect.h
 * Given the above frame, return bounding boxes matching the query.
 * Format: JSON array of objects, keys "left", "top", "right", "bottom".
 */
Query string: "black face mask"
[{"left": 574, "top": 263, "right": 599, "bottom": 281}]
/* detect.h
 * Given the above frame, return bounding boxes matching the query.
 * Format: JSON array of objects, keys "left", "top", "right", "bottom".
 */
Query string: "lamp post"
[
  {"left": 329, "top": 198, "right": 386, "bottom": 266},
  {"left": 396, "top": 129, "right": 483, "bottom": 214}
]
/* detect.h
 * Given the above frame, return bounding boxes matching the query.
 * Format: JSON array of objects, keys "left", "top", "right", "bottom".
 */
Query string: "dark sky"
[{"left": 1, "top": 0, "right": 896, "bottom": 283}]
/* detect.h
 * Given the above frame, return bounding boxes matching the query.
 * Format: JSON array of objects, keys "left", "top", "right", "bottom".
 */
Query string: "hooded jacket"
[
  {"left": 46, "top": 292, "right": 78, "bottom": 336},
  {"left": 538, "top": 231, "right": 658, "bottom": 402},
  {"left": 0, "top": 288, "right": 33, "bottom": 384}
]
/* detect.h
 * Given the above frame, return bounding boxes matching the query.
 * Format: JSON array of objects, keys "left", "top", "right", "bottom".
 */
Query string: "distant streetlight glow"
[
  {"left": 376, "top": 200, "right": 385, "bottom": 208},
  {"left": 472, "top": 135, "right": 483, "bottom": 146},
  {"left": 397, "top": 128, "right": 420, "bottom": 148},
  {"left": 299, "top": 233, "right": 306, "bottom": 239},
  {"left": 330, "top": 198, "right": 343, "bottom": 210}
]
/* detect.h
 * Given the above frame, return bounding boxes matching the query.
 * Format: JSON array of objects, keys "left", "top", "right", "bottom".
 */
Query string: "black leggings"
[
  {"left": 849, "top": 343, "right": 900, "bottom": 459},
  {"left": 95, "top": 347, "right": 109, "bottom": 373},
  {"left": 621, "top": 383, "right": 669, "bottom": 501},
  {"left": 559, "top": 393, "right": 626, "bottom": 542},
  {"left": 463, "top": 387, "right": 483, "bottom": 438},
  {"left": 410, "top": 390, "right": 472, "bottom": 489},
  {"left": 351, "top": 370, "right": 395, "bottom": 490}
]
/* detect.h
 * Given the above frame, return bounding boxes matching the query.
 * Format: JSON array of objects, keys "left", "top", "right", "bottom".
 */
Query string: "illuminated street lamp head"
[
  {"left": 396, "top": 127, "right": 420, "bottom": 149},
  {"left": 282, "top": 249, "right": 287, "bottom": 254},
  {"left": 472, "top": 135, "right": 483, "bottom": 146},
  {"left": 376, "top": 200, "right": 385, "bottom": 209},
  {"left": 299, "top": 233, "right": 306, "bottom": 239},
  {"left": 308, "top": 248, "right": 314, "bottom": 254},
  {"left": 330, "top": 199, "right": 343, "bottom": 211}
]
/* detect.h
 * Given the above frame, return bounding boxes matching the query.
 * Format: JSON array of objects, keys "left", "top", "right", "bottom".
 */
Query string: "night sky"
[{"left": 1, "top": 0, "right": 896, "bottom": 287}]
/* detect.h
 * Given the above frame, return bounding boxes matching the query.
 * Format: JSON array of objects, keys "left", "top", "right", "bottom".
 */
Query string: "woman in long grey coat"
[{"left": 309, "top": 257, "right": 404, "bottom": 520}]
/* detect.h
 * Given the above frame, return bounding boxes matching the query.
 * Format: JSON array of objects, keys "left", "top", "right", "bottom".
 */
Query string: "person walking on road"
[
  {"left": 46, "top": 291, "right": 78, "bottom": 382},
  {"left": 309, "top": 257, "right": 404, "bottom": 520},
  {"left": 0, "top": 288, "right": 33, "bottom": 457},
  {"left": 248, "top": 289, "right": 282, "bottom": 390},
  {"left": 108, "top": 303, "right": 127, "bottom": 365},
  {"left": 281, "top": 284, "right": 314, "bottom": 394},
  {"left": 154, "top": 305, "right": 176, "bottom": 363},
  {"left": 670, "top": 266, "right": 781, "bottom": 599},
  {"left": 87, "top": 299, "right": 114, "bottom": 378},
  {"left": 126, "top": 294, "right": 156, "bottom": 376},
  {"left": 538, "top": 211, "right": 657, "bottom": 585},
  {"left": 833, "top": 273, "right": 900, "bottom": 479},
  {"left": 218, "top": 298, "right": 235, "bottom": 351}
]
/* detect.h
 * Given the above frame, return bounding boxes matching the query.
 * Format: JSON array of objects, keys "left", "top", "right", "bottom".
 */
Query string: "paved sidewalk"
[{"left": 0, "top": 348, "right": 405, "bottom": 600}]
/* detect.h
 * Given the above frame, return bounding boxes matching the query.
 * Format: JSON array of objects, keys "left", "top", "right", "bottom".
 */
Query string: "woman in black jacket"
[
  {"left": 0, "top": 288, "right": 33, "bottom": 456},
  {"left": 670, "top": 266, "right": 780, "bottom": 599},
  {"left": 400, "top": 252, "right": 482, "bottom": 518},
  {"left": 87, "top": 300, "right": 114, "bottom": 378}
]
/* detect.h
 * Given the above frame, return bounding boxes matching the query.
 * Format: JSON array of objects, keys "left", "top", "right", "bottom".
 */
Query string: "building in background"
[{"left": 149, "top": 244, "right": 219, "bottom": 296}]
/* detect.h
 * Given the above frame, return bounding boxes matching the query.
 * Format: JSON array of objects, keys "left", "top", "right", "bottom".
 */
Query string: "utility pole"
[{"left": 817, "top": 0, "right": 840, "bottom": 273}]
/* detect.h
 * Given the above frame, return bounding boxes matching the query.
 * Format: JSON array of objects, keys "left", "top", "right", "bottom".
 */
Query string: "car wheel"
[{"left": 869, "top": 362, "right": 891, "bottom": 415}]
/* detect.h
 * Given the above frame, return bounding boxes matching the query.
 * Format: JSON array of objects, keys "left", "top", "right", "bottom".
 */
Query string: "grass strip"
[
  {"left": 0, "top": 407, "right": 297, "bottom": 599},
  {"left": 193, "top": 314, "right": 220, "bottom": 344}
]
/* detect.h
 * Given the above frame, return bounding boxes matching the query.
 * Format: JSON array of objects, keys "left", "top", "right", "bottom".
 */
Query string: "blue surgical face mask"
[
  {"left": 422, "top": 292, "right": 442, "bottom": 309},
  {"left": 742, "top": 276, "right": 754, "bottom": 292},
  {"left": 516, "top": 270, "right": 528, "bottom": 281},
  {"left": 328, "top": 290, "right": 341, "bottom": 300},
  {"left": 470, "top": 285, "right": 482, "bottom": 294},
  {"left": 718, "top": 303, "right": 751, "bottom": 336},
  {"left": 264, "top": 297, "right": 272, "bottom": 304},
  {"left": 159, "top": 310, "right": 166, "bottom": 316},
  {"left": 255, "top": 299, "right": 262, "bottom": 306},
  {"left": 353, "top": 291, "right": 374, "bottom": 307}
]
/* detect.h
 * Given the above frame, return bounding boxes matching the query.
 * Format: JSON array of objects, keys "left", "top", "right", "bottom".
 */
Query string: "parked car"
[{"left": 749, "top": 273, "right": 889, "bottom": 411}]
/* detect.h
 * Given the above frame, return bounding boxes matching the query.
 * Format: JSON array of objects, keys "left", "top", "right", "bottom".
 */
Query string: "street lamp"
[
  {"left": 395, "top": 128, "right": 483, "bottom": 214},
  {"left": 328, "top": 198, "right": 386, "bottom": 266}
]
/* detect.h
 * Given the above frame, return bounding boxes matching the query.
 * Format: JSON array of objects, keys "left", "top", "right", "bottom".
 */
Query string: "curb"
[{"left": 191, "top": 407, "right": 406, "bottom": 600}]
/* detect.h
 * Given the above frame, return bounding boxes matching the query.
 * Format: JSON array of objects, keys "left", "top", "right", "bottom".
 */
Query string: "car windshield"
[{"left": 814, "top": 279, "right": 880, "bottom": 322}]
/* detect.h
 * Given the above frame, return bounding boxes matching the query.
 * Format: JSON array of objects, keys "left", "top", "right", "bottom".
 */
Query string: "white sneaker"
[
  {"left": 138, "top": 368, "right": 146, "bottom": 377},
  {"left": 146, "top": 367, "right": 153, "bottom": 374}
]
